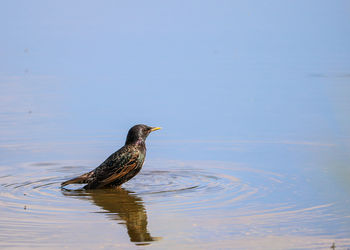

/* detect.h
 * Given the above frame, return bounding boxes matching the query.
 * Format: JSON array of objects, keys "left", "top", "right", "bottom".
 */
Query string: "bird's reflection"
[{"left": 62, "top": 187, "right": 160, "bottom": 245}]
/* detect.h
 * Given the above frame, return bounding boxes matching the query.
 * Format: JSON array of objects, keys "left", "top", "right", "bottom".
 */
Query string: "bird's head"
[{"left": 125, "top": 124, "right": 161, "bottom": 145}]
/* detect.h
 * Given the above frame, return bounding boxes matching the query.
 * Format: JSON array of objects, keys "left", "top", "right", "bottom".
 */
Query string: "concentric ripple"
[
  {"left": 1, "top": 159, "right": 348, "bottom": 249},
  {"left": 0, "top": 160, "right": 276, "bottom": 215},
  {"left": 123, "top": 166, "right": 260, "bottom": 212}
]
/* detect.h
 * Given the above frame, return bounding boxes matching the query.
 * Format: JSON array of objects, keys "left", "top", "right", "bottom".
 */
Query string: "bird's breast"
[{"left": 138, "top": 151, "right": 146, "bottom": 165}]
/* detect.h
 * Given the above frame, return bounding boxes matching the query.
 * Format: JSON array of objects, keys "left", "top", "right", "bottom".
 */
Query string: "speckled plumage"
[{"left": 61, "top": 124, "right": 160, "bottom": 189}]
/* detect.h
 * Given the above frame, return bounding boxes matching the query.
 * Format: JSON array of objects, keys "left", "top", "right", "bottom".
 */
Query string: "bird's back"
[{"left": 84, "top": 144, "right": 146, "bottom": 189}]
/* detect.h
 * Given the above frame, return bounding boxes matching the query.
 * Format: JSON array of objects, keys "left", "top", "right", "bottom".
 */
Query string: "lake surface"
[{"left": 1, "top": 1, "right": 350, "bottom": 249}]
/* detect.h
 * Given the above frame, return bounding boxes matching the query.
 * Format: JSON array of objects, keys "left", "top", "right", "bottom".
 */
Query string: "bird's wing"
[{"left": 94, "top": 147, "right": 140, "bottom": 188}]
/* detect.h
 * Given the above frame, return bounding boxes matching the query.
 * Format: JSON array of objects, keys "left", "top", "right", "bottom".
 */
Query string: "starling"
[{"left": 61, "top": 124, "right": 161, "bottom": 189}]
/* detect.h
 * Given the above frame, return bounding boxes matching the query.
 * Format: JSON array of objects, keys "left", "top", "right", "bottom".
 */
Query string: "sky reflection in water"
[{"left": 1, "top": 0, "right": 350, "bottom": 249}]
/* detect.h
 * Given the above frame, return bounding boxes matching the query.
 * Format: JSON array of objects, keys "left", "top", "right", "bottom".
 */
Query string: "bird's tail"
[{"left": 61, "top": 171, "right": 93, "bottom": 187}]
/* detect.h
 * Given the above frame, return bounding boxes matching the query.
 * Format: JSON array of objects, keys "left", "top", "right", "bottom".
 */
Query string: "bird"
[{"left": 61, "top": 124, "right": 161, "bottom": 189}]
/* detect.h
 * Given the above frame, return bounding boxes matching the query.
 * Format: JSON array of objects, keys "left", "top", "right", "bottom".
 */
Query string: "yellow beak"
[{"left": 150, "top": 127, "right": 162, "bottom": 132}]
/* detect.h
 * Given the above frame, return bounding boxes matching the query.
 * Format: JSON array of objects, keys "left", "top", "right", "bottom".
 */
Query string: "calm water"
[{"left": 1, "top": 1, "right": 350, "bottom": 249}]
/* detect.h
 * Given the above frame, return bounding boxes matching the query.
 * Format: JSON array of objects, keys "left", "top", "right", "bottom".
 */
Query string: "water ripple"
[{"left": 0, "top": 160, "right": 348, "bottom": 249}]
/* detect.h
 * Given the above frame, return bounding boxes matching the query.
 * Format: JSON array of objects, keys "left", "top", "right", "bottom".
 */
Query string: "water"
[{"left": 1, "top": 1, "right": 350, "bottom": 249}]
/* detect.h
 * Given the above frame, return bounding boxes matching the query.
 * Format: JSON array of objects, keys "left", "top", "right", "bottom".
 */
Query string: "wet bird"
[{"left": 61, "top": 124, "right": 161, "bottom": 189}]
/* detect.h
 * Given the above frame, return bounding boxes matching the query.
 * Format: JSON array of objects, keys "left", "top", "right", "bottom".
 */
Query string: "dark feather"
[
  {"left": 61, "top": 171, "right": 94, "bottom": 187},
  {"left": 61, "top": 124, "right": 160, "bottom": 189},
  {"left": 85, "top": 145, "right": 144, "bottom": 189}
]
